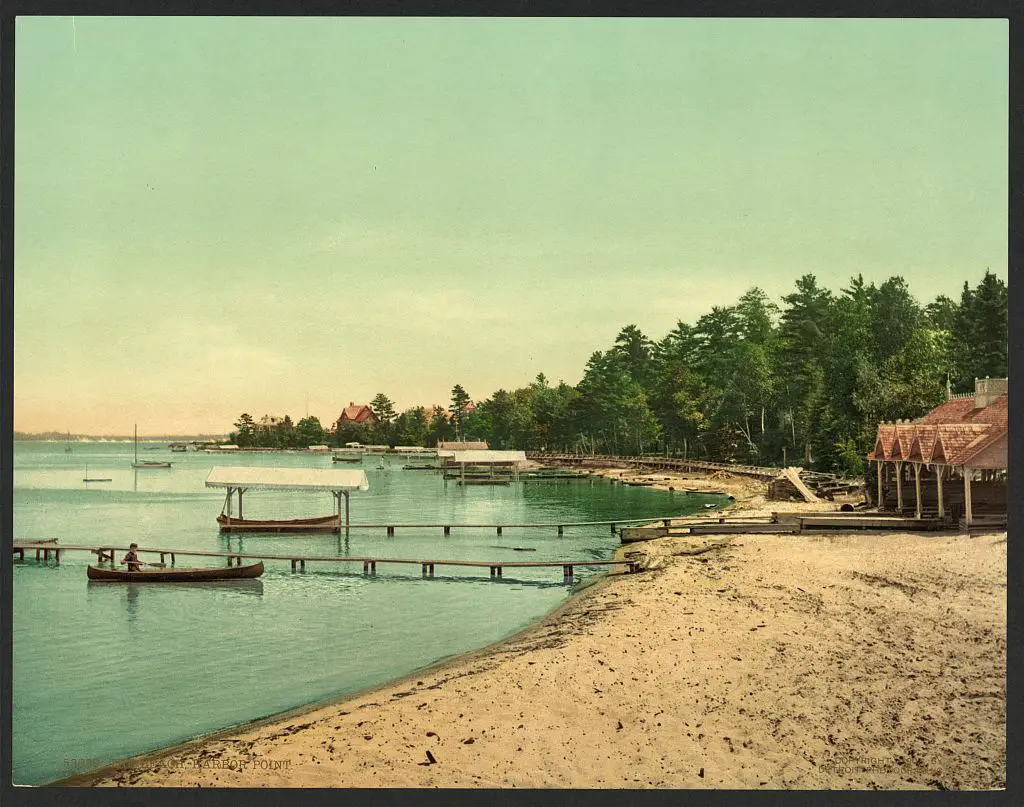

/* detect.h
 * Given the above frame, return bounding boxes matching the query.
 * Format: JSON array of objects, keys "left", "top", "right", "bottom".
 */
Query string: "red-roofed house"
[
  {"left": 335, "top": 402, "right": 380, "bottom": 430},
  {"left": 868, "top": 378, "right": 1007, "bottom": 527}
]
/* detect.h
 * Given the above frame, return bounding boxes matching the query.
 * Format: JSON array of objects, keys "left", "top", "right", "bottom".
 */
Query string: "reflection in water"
[{"left": 124, "top": 584, "right": 140, "bottom": 621}]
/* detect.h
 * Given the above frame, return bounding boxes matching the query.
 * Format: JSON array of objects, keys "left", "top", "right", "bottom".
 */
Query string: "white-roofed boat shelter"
[
  {"left": 440, "top": 450, "right": 529, "bottom": 482},
  {"left": 205, "top": 466, "right": 369, "bottom": 533}
]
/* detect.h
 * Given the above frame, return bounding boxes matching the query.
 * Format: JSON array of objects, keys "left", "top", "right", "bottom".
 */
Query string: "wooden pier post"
[
  {"left": 496, "top": 526, "right": 502, "bottom": 536},
  {"left": 363, "top": 561, "right": 369, "bottom": 573},
  {"left": 610, "top": 523, "right": 616, "bottom": 534},
  {"left": 170, "top": 553, "right": 175, "bottom": 565},
  {"left": 54, "top": 550, "right": 60, "bottom": 566},
  {"left": 371, "top": 561, "right": 376, "bottom": 574},
  {"left": 557, "top": 525, "right": 564, "bottom": 536},
  {"left": 291, "top": 559, "right": 297, "bottom": 571},
  {"left": 387, "top": 526, "right": 395, "bottom": 537},
  {"left": 160, "top": 553, "right": 166, "bottom": 564},
  {"left": 443, "top": 526, "right": 451, "bottom": 536},
  {"left": 300, "top": 559, "right": 306, "bottom": 571}
]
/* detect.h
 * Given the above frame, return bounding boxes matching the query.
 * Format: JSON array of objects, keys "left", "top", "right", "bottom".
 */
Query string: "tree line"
[{"left": 230, "top": 271, "right": 1006, "bottom": 477}]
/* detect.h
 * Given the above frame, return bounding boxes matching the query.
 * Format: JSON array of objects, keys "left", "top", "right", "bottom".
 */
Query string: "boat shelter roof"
[
  {"left": 205, "top": 466, "right": 369, "bottom": 492},
  {"left": 446, "top": 450, "right": 528, "bottom": 465}
]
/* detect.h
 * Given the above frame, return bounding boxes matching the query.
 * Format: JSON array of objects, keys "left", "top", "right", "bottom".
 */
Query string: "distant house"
[
  {"left": 866, "top": 377, "right": 1007, "bottom": 527},
  {"left": 336, "top": 402, "right": 380, "bottom": 430},
  {"left": 258, "top": 415, "right": 286, "bottom": 428}
]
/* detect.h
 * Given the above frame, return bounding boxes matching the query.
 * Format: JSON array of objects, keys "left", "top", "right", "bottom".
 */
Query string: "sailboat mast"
[{"left": 134, "top": 424, "right": 138, "bottom": 464}]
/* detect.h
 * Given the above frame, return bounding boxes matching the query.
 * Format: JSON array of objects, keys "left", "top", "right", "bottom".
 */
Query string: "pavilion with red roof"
[{"left": 866, "top": 377, "right": 1007, "bottom": 527}]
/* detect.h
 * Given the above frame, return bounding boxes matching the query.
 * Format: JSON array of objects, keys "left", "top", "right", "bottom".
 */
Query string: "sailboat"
[
  {"left": 131, "top": 424, "right": 173, "bottom": 469},
  {"left": 65, "top": 431, "right": 73, "bottom": 453}
]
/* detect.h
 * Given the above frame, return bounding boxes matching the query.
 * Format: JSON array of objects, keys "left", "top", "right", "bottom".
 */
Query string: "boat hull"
[
  {"left": 86, "top": 561, "right": 264, "bottom": 582},
  {"left": 216, "top": 514, "right": 341, "bottom": 533}
]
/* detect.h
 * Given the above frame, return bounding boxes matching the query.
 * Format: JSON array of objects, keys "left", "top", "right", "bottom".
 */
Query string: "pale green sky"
[{"left": 15, "top": 17, "right": 1008, "bottom": 434}]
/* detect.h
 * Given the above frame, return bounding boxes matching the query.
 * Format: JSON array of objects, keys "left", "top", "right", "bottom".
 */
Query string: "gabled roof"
[
  {"left": 889, "top": 426, "right": 914, "bottom": 461},
  {"left": 948, "top": 425, "right": 1007, "bottom": 468},
  {"left": 905, "top": 425, "right": 937, "bottom": 463},
  {"left": 933, "top": 424, "right": 990, "bottom": 467},
  {"left": 338, "top": 403, "right": 379, "bottom": 424},
  {"left": 913, "top": 425, "right": 939, "bottom": 464},
  {"left": 867, "top": 424, "right": 895, "bottom": 462}
]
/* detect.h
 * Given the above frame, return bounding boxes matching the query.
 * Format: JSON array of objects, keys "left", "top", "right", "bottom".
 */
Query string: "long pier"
[
  {"left": 220, "top": 513, "right": 725, "bottom": 537},
  {"left": 529, "top": 452, "right": 783, "bottom": 481},
  {"left": 11, "top": 541, "right": 641, "bottom": 582}
]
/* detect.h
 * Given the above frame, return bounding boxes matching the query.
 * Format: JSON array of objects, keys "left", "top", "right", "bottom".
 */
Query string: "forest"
[{"left": 231, "top": 271, "right": 1007, "bottom": 477}]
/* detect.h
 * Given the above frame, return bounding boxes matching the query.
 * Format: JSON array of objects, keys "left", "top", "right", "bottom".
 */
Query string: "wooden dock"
[
  {"left": 12, "top": 541, "right": 641, "bottom": 582},
  {"left": 619, "top": 511, "right": 949, "bottom": 542}
]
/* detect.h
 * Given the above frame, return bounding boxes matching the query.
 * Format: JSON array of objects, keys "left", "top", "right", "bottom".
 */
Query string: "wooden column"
[
  {"left": 914, "top": 463, "right": 922, "bottom": 519},
  {"left": 876, "top": 462, "right": 884, "bottom": 511},
  {"left": 226, "top": 486, "right": 233, "bottom": 527},
  {"left": 963, "top": 467, "right": 973, "bottom": 526},
  {"left": 895, "top": 462, "right": 904, "bottom": 512},
  {"left": 238, "top": 489, "right": 244, "bottom": 519},
  {"left": 344, "top": 491, "right": 350, "bottom": 528},
  {"left": 936, "top": 466, "right": 944, "bottom": 520}
]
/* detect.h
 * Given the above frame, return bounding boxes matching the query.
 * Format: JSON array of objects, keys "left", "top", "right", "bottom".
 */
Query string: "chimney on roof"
[
  {"left": 974, "top": 377, "right": 1007, "bottom": 409},
  {"left": 349, "top": 401, "right": 354, "bottom": 406}
]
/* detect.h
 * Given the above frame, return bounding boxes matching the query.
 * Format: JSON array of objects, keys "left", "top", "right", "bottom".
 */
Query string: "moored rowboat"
[
  {"left": 216, "top": 514, "right": 340, "bottom": 533},
  {"left": 87, "top": 561, "right": 264, "bottom": 582}
]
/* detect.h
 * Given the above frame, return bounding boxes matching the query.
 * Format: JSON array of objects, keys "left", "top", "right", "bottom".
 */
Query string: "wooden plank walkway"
[{"left": 12, "top": 541, "right": 640, "bottom": 581}]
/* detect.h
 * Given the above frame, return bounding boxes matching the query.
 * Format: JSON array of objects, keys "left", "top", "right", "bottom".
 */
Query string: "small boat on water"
[
  {"left": 87, "top": 561, "right": 264, "bottom": 582},
  {"left": 131, "top": 424, "right": 173, "bottom": 469},
  {"left": 217, "top": 513, "right": 341, "bottom": 533},
  {"left": 331, "top": 455, "right": 362, "bottom": 463}
]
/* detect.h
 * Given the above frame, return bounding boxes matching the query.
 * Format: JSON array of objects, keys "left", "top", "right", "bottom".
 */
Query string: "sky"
[{"left": 14, "top": 17, "right": 1009, "bottom": 435}]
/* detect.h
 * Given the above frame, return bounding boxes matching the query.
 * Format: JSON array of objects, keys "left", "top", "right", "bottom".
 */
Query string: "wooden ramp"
[{"left": 780, "top": 467, "right": 820, "bottom": 503}]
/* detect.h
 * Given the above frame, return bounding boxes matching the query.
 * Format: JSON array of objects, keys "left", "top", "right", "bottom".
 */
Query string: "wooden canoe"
[
  {"left": 87, "top": 561, "right": 264, "bottom": 582},
  {"left": 217, "top": 514, "right": 341, "bottom": 533},
  {"left": 331, "top": 456, "right": 362, "bottom": 463}
]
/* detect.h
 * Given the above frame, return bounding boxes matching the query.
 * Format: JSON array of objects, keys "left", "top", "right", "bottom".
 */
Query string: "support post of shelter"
[
  {"left": 914, "top": 463, "right": 922, "bottom": 520},
  {"left": 876, "top": 462, "right": 884, "bottom": 511},
  {"left": 895, "top": 463, "right": 903, "bottom": 512},
  {"left": 963, "top": 467, "right": 973, "bottom": 526},
  {"left": 936, "top": 467, "right": 944, "bottom": 520}
]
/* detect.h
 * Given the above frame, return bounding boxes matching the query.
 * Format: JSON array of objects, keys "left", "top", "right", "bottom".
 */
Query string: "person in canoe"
[{"left": 121, "top": 543, "right": 142, "bottom": 572}]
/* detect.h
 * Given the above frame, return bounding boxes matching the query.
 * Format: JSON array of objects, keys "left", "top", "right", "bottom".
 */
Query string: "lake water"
[{"left": 12, "top": 441, "right": 724, "bottom": 785}]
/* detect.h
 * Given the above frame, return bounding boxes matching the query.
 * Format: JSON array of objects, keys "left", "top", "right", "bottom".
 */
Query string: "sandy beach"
[{"left": 68, "top": 469, "right": 1006, "bottom": 790}]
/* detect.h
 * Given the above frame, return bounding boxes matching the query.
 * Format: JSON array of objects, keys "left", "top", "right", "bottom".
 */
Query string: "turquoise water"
[{"left": 12, "top": 442, "right": 724, "bottom": 785}]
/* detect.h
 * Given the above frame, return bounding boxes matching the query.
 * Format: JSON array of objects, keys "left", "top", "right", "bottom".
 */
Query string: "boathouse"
[
  {"left": 437, "top": 441, "right": 489, "bottom": 450},
  {"left": 205, "top": 466, "right": 370, "bottom": 533},
  {"left": 866, "top": 377, "right": 1007, "bottom": 528}
]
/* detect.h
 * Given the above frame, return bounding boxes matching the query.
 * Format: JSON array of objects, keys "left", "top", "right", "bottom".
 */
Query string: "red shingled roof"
[
  {"left": 917, "top": 397, "right": 978, "bottom": 425},
  {"left": 867, "top": 424, "right": 895, "bottom": 462},
  {"left": 337, "top": 403, "right": 379, "bottom": 425},
  {"left": 934, "top": 424, "right": 990, "bottom": 466},
  {"left": 905, "top": 425, "right": 938, "bottom": 463}
]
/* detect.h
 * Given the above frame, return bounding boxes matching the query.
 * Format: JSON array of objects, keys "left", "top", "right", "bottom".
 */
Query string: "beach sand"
[{"left": 72, "top": 467, "right": 1006, "bottom": 790}]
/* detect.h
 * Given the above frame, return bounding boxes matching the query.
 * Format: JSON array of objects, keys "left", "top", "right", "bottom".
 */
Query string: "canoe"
[
  {"left": 331, "top": 456, "right": 362, "bottom": 463},
  {"left": 87, "top": 561, "right": 264, "bottom": 582},
  {"left": 132, "top": 461, "right": 173, "bottom": 469},
  {"left": 217, "top": 514, "right": 341, "bottom": 533}
]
